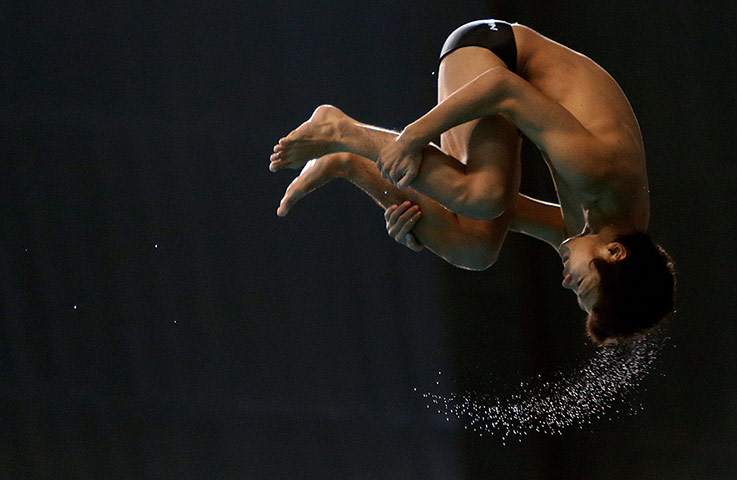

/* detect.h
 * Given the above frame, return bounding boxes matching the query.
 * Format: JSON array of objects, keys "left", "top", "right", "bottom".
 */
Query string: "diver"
[{"left": 269, "top": 20, "right": 674, "bottom": 345}]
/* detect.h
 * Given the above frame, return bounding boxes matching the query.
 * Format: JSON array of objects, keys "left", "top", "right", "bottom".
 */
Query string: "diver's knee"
[
  {"left": 485, "top": 187, "right": 515, "bottom": 219},
  {"left": 459, "top": 244, "right": 500, "bottom": 271},
  {"left": 457, "top": 185, "right": 513, "bottom": 220},
  {"left": 475, "top": 249, "right": 500, "bottom": 271}
]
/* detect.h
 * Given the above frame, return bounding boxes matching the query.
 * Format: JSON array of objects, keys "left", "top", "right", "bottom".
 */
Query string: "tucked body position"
[{"left": 269, "top": 20, "right": 675, "bottom": 345}]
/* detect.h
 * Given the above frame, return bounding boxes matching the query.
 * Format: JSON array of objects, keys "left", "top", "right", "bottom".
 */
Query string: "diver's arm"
[
  {"left": 399, "top": 67, "right": 518, "bottom": 145},
  {"left": 397, "top": 67, "right": 616, "bottom": 193},
  {"left": 344, "top": 154, "right": 507, "bottom": 270},
  {"left": 510, "top": 193, "right": 567, "bottom": 249},
  {"left": 376, "top": 68, "right": 518, "bottom": 194}
]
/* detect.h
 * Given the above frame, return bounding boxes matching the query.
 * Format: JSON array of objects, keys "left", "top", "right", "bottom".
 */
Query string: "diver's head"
[{"left": 558, "top": 232, "right": 675, "bottom": 346}]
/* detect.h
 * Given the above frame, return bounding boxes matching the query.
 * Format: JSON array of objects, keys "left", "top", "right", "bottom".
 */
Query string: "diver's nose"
[{"left": 562, "top": 273, "right": 574, "bottom": 290}]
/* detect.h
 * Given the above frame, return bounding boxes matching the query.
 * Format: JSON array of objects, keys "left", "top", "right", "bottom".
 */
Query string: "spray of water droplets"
[{"left": 421, "top": 333, "right": 668, "bottom": 443}]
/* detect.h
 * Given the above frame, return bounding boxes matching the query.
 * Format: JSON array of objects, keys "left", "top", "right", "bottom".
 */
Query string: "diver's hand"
[
  {"left": 384, "top": 201, "right": 424, "bottom": 252},
  {"left": 376, "top": 130, "right": 425, "bottom": 188}
]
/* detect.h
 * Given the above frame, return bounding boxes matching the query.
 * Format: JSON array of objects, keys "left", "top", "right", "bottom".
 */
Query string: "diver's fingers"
[
  {"left": 387, "top": 204, "right": 419, "bottom": 239},
  {"left": 403, "top": 233, "right": 424, "bottom": 252},
  {"left": 395, "top": 209, "right": 422, "bottom": 240}
]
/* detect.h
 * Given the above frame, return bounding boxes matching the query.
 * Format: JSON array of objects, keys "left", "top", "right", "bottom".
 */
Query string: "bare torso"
[{"left": 512, "top": 24, "right": 650, "bottom": 235}]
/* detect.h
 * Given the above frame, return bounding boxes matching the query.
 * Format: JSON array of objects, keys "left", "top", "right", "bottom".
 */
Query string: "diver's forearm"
[
  {"left": 510, "top": 193, "right": 567, "bottom": 249},
  {"left": 342, "top": 154, "right": 504, "bottom": 269},
  {"left": 401, "top": 68, "right": 510, "bottom": 146}
]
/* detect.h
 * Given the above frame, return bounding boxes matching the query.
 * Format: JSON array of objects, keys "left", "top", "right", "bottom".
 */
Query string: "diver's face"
[{"left": 558, "top": 236, "right": 605, "bottom": 313}]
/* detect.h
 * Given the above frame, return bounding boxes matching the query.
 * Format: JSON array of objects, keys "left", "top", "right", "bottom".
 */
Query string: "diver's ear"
[{"left": 607, "top": 242, "right": 627, "bottom": 261}]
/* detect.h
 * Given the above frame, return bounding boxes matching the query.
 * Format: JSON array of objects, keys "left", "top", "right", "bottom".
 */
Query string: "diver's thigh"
[
  {"left": 438, "top": 46, "right": 507, "bottom": 103},
  {"left": 437, "top": 46, "right": 512, "bottom": 159},
  {"left": 438, "top": 47, "right": 521, "bottom": 193}
]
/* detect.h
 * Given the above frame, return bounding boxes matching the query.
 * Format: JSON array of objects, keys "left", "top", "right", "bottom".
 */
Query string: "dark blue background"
[{"left": 2, "top": 1, "right": 735, "bottom": 478}]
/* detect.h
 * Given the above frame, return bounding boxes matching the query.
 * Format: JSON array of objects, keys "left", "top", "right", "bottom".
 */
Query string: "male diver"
[{"left": 269, "top": 20, "right": 674, "bottom": 345}]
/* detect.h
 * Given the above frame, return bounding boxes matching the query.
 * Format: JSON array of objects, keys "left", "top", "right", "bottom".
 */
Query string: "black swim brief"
[{"left": 439, "top": 19, "right": 518, "bottom": 73}]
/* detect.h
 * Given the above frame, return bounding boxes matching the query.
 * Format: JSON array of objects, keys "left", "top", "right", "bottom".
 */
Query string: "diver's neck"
[{"left": 584, "top": 207, "right": 639, "bottom": 240}]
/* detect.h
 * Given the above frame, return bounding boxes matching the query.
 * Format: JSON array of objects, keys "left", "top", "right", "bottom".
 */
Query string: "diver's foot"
[
  {"left": 270, "top": 105, "right": 354, "bottom": 172},
  {"left": 276, "top": 152, "right": 349, "bottom": 216}
]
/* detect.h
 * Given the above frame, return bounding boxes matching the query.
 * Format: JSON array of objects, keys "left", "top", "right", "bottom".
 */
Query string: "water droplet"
[{"left": 419, "top": 333, "right": 667, "bottom": 444}]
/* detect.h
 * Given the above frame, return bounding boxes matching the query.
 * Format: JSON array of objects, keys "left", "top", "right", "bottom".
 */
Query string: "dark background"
[{"left": 2, "top": 1, "right": 735, "bottom": 478}]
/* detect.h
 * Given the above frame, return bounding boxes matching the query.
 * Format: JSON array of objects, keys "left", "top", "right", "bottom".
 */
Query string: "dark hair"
[{"left": 586, "top": 232, "right": 675, "bottom": 346}]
